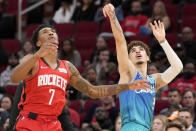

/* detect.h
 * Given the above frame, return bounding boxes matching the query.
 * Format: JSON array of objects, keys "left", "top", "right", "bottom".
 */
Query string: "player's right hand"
[
  {"left": 130, "top": 80, "right": 151, "bottom": 90},
  {"left": 34, "top": 42, "right": 58, "bottom": 58},
  {"left": 103, "top": 3, "right": 115, "bottom": 20}
]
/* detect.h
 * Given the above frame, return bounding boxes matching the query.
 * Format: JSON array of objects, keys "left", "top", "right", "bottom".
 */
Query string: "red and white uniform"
[{"left": 16, "top": 58, "right": 70, "bottom": 131}]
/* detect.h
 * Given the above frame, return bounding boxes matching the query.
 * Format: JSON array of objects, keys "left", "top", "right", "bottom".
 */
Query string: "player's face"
[
  {"left": 129, "top": 46, "right": 149, "bottom": 65},
  {"left": 37, "top": 27, "right": 59, "bottom": 47}
]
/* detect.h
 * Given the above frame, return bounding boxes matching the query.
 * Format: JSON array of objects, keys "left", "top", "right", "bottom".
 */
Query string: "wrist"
[{"left": 159, "top": 39, "right": 166, "bottom": 44}]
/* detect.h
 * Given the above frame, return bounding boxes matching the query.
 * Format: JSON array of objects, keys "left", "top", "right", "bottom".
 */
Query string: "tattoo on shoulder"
[{"left": 67, "top": 61, "right": 79, "bottom": 76}]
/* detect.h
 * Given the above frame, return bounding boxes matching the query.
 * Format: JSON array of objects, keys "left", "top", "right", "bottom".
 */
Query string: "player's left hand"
[{"left": 150, "top": 20, "right": 166, "bottom": 43}]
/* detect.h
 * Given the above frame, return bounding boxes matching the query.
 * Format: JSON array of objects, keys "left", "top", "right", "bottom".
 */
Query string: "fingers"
[
  {"left": 154, "top": 21, "right": 159, "bottom": 30},
  {"left": 149, "top": 23, "right": 155, "bottom": 30}
]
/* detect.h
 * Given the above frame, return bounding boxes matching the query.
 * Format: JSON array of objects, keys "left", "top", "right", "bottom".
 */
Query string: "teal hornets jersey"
[{"left": 119, "top": 71, "right": 156, "bottom": 131}]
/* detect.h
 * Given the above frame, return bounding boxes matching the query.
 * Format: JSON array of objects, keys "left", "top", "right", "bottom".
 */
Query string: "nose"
[{"left": 49, "top": 32, "right": 54, "bottom": 36}]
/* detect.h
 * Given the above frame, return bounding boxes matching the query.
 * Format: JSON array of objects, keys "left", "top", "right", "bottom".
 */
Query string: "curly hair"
[
  {"left": 31, "top": 24, "right": 56, "bottom": 50},
  {"left": 127, "top": 40, "right": 151, "bottom": 56}
]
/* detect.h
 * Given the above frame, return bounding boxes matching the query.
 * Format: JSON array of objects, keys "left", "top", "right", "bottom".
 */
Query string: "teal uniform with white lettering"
[{"left": 119, "top": 71, "right": 156, "bottom": 131}]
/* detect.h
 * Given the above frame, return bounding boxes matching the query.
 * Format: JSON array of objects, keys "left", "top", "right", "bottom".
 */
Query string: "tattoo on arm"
[{"left": 67, "top": 61, "right": 129, "bottom": 98}]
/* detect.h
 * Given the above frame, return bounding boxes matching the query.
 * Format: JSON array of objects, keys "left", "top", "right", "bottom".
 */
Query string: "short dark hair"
[
  {"left": 168, "top": 88, "right": 181, "bottom": 95},
  {"left": 166, "top": 122, "right": 183, "bottom": 131},
  {"left": 127, "top": 40, "right": 151, "bottom": 56},
  {"left": 31, "top": 24, "right": 56, "bottom": 50},
  {"left": 172, "top": 117, "right": 188, "bottom": 129},
  {"left": 97, "top": 47, "right": 110, "bottom": 56},
  {"left": 184, "top": 58, "right": 196, "bottom": 71},
  {"left": 179, "top": 107, "right": 191, "bottom": 114},
  {"left": 182, "top": 88, "right": 196, "bottom": 98}
]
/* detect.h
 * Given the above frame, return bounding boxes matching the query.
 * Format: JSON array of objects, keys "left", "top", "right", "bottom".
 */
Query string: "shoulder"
[{"left": 66, "top": 61, "right": 80, "bottom": 76}]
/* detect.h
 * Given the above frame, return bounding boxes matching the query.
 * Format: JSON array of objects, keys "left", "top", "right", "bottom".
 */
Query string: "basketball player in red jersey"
[{"left": 10, "top": 25, "right": 150, "bottom": 131}]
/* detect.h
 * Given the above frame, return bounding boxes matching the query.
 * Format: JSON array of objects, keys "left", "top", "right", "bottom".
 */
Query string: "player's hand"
[
  {"left": 103, "top": 3, "right": 115, "bottom": 20},
  {"left": 150, "top": 20, "right": 166, "bottom": 43},
  {"left": 34, "top": 42, "right": 58, "bottom": 58},
  {"left": 130, "top": 80, "right": 150, "bottom": 90}
]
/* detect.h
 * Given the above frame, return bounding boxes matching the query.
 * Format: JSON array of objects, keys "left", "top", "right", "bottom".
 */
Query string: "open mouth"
[{"left": 136, "top": 54, "right": 142, "bottom": 58}]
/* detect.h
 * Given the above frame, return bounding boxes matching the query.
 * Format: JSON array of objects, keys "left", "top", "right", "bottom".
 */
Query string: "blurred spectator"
[
  {"left": 91, "top": 106, "right": 114, "bottom": 131},
  {"left": 151, "top": 115, "right": 168, "bottom": 131},
  {"left": 114, "top": 114, "right": 121, "bottom": 131},
  {"left": 88, "top": 47, "right": 116, "bottom": 84},
  {"left": 179, "top": 108, "right": 196, "bottom": 131},
  {"left": 0, "top": 42, "right": 8, "bottom": 72},
  {"left": 27, "top": 0, "right": 43, "bottom": 24},
  {"left": 0, "top": 0, "right": 7, "bottom": 18},
  {"left": 173, "top": 44, "right": 186, "bottom": 65},
  {"left": 72, "top": 0, "right": 97, "bottom": 22},
  {"left": 85, "top": 66, "right": 100, "bottom": 85},
  {"left": 94, "top": 0, "right": 124, "bottom": 21},
  {"left": 182, "top": 89, "right": 196, "bottom": 124},
  {"left": 154, "top": 51, "right": 169, "bottom": 73},
  {"left": 145, "top": 1, "right": 170, "bottom": 33},
  {"left": 66, "top": 95, "right": 80, "bottom": 130},
  {"left": 181, "top": 27, "right": 196, "bottom": 60},
  {"left": 0, "top": 53, "right": 19, "bottom": 88},
  {"left": 1, "top": 117, "right": 9, "bottom": 131},
  {"left": 53, "top": 0, "right": 76, "bottom": 23},
  {"left": 17, "top": 40, "right": 35, "bottom": 61},
  {"left": 90, "top": 36, "right": 108, "bottom": 64},
  {"left": 147, "top": 63, "right": 167, "bottom": 98},
  {"left": 160, "top": 88, "right": 182, "bottom": 116},
  {"left": 166, "top": 122, "right": 183, "bottom": 131},
  {"left": 172, "top": 117, "right": 188, "bottom": 131},
  {"left": 0, "top": 95, "right": 13, "bottom": 125},
  {"left": 0, "top": 95, "right": 13, "bottom": 114},
  {"left": 100, "top": 96, "right": 119, "bottom": 124},
  {"left": 121, "top": 1, "right": 148, "bottom": 36},
  {"left": 147, "top": 63, "right": 159, "bottom": 75},
  {"left": 169, "top": 59, "right": 196, "bottom": 93},
  {"left": 59, "top": 38, "right": 81, "bottom": 67}
]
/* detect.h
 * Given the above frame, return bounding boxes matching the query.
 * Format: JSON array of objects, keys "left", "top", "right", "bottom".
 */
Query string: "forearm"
[
  {"left": 110, "top": 16, "right": 126, "bottom": 43},
  {"left": 87, "top": 84, "right": 130, "bottom": 98},
  {"left": 160, "top": 40, "right": 183, "bottom": 83},
  {"left": 10, "top": 54, "right": 39, "bottom": 83}
]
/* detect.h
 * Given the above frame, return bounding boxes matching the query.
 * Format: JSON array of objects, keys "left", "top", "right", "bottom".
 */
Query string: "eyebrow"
[{"left": 40, "top": 28, "right": 56, "bottom": 33}]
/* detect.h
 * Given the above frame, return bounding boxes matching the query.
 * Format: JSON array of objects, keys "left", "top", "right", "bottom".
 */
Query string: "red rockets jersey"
[{"left": 18, "top": 58, "right": 70, "bottom": 117}]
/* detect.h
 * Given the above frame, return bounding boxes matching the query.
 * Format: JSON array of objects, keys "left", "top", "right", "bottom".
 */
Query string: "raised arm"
[
  {"left": 10, "top": 42, "right": 58, "bottom": 83},
  {"left": 67, "top": 61, "right": 150, "bottom": 98},
  {"left": 103, "top": 4, "right": 135, "bottom": 77},
  {"left": 150, "top": 21, "right": 183, "bottom": 90}
]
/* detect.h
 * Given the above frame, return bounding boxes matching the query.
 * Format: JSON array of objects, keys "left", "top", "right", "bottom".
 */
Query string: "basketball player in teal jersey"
[{"left": 103, "top": 4, "right": 183, "bottom": 131}]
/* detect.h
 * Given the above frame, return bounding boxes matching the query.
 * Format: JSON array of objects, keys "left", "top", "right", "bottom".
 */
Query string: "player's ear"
[{"left": 36, "top": 41, "right": 41, "bottom": 48}]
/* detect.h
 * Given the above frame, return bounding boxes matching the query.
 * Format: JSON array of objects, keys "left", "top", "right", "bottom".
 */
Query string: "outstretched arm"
[
  {"left": 103, "top": 4, "right": 136, "bottom": 78},
  {"left": 67, "top": 61, "right": 150, "bottom": 98},
  {"left": 150, "top": 21, "right": 183, "bottom": 90}
]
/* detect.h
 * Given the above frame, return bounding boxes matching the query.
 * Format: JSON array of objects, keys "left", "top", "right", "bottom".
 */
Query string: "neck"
[
  {"left": 43, "top": 53, "right": 57, "bottom": 64},
  {"left": 135, "top": 62, "right": 148, "bottom": 78}
]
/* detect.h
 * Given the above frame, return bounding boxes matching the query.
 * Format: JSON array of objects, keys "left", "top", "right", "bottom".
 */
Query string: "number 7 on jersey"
[{"left": 49, "top": 89, "right": 55, "bottom": 105}]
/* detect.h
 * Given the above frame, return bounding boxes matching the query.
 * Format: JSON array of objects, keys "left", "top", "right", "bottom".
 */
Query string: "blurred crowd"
[{"left": 0, "top": 0, "right": 196, "bottom": 130}]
